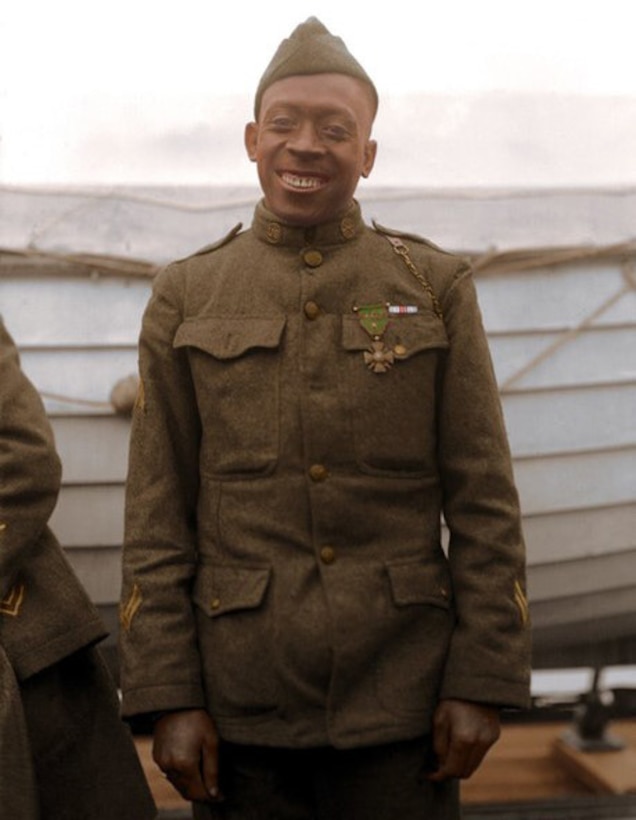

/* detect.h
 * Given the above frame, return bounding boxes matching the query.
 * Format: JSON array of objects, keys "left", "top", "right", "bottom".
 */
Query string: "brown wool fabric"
[
  {"left": 254, "top": 17, "right": 378, "bottom": 118},
  {"left": 119, "top": 201, "right": 531, "bottom": 749},
  {"left": 0, "top": 320, "right": 156, "bottom": 820}
]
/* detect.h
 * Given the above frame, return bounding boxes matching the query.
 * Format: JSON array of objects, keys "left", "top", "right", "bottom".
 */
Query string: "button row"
[
  {"left": 308, "top": 463, "right": 329, "bottom": 482},
  {"left": 320, "top": 546, "right": 336, "bottom": 565},
  {"left": 303, "top": 249, "right": 323, "bottom": 267},
  {"left": 304, "top": 301, "right": 320, "bottom": 320}
]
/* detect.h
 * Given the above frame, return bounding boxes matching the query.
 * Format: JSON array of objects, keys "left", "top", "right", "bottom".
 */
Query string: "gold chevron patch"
[
  {"left": 1, "top": 583, "right": 25, "bottom": 617},
  {"left": 120, "top": 583, "right": 143, "bottom": 631},
  {"left": 514, "top": 580, "right": 529, "bottom": 626}
]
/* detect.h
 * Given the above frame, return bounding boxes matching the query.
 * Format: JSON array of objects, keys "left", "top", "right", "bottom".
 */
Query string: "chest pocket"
[
  {"left": 341, "top": 313, "right": 449, "bottom": 476},
  {"left": 174, "top": 316, "right": 285, "bottom": 477}
]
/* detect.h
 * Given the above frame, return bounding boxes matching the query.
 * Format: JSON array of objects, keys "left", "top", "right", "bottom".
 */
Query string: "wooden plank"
[
  {"left": 18, "top": 348, "right": 139, "bottom": 414},
  {"left": 52, "top": 415, "right": 131, "bottom": 483},
  {"left": 502, "top": 384, "right": 636, "bottom": 457},
  {"left": 0, "top": 277, "right": 150, "bottom": 346},
  {"left": 553, "top": 737, "right": 636, "bottom": 794},
  {"left": 528, "top": 549, "right": 636, "bottom": 602},
  {"left": 514, "top": 448, "right": 636, "bottom": 515},
  {"left": 476, "top": 262, "right": 632, "bottom": 333},
  {"left": 443, "top": 503, "right": 635, "bottom": 566},
  {"left": 50, "top": 485, "right": 124, "bottom": 547},
  {"left": 489, "top": 326, "right": 635, "bottom": 389},
  {"left": 63, "top": 546, "right": 122, "bottom": 604},
  {"left": 530, "top": 586, "right": 636, "bottom": 631},
  {"left": 522, "top": 503, "right": 636, "bottom": 564},
  {"left": 462, "top": 720, "right": 636, "bottom": 805}
]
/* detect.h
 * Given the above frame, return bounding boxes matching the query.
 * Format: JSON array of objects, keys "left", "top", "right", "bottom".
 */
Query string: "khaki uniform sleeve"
[
  {"left": 0, "top": 321, "right": 62, "bottom": 599},
  {"left": 119, "top": 268, "right": 206, "bottom": 717},
  {"left": 436, "top": 268, "right": 531, "bottom": 708}
]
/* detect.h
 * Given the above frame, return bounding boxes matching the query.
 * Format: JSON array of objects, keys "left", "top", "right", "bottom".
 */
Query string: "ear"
[
  {"left": 361, "top": 139, "right": 377, "bottom": 179},
  {"left": 244, "top": 122, "right": 258, "bottom": 162}
]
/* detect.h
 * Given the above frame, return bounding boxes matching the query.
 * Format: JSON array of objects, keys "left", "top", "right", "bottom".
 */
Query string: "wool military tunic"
[{"left": 120, "top": 200, "right": 531, "bottom": 749}]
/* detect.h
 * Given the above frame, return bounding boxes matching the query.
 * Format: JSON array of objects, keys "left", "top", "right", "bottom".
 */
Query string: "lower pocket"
[
  {"left": 193, "top": 563, "right": 279, "bottom": 717},
  {"left": 376, "top": 558, "right": 454, "bottom": 716}
]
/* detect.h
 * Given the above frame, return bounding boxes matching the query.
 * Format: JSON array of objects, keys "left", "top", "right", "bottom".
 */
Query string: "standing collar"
[{"left": 251, "top": 199, "right": 364, "bottom": 248}]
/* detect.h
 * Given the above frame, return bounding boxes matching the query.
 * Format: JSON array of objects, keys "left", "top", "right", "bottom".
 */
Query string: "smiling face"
[{"left": 245, "top": 73, "right": 377, "bottom": 227}]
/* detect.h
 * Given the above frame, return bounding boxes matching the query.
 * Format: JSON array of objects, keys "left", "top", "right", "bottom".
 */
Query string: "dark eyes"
[
  {"left": 270, "top": 117, "right": 295, "bottom": 131},
  {"left": 266, "top": 118, "right": 351, "bottom": 141},
  {"left": 321, "top": 125, "right": 350, "bottom": 141}
]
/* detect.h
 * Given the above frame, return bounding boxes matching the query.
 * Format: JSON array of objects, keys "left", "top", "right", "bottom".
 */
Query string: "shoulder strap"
[{"left": 185, "top": 223, "right": 243, "bottom": 261}]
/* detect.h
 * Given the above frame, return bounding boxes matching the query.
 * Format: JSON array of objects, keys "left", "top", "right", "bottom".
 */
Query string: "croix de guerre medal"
[{"left": 353, "top": 303, "right": 394, "bottom": 374}]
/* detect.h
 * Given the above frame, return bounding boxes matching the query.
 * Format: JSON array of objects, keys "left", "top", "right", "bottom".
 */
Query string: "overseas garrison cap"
[{"left": 254, "top": 17, "right": 378, "bottom": 118}]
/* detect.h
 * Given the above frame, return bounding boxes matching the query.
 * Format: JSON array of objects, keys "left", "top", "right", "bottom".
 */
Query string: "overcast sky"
[{"left": 1, "top": 0, "right": 635, "bottom": 187}]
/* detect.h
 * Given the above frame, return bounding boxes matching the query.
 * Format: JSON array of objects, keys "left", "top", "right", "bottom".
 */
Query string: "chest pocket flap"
[
  {"left": 174, "top": 316, "right": 285, "bottom": 359},
  {"left": 342, "top": 313, "right": 448, "bottom": 358}
]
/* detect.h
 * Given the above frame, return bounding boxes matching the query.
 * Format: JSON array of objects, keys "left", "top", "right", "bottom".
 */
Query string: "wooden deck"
[{"left": 135, "top": 718, "right": 636, "bottom": 818}]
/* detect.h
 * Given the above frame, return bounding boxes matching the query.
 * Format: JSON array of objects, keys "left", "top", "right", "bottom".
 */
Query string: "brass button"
[
  {"left": 320, "top": 546, "right": 336, "bottom": 565},
  {"left": 394, "top": 344, "right": 407, "bottom": 357},
  {"left": 303, "top": 249, "right": 323, "bottom": 267},
  {"left": 439, "top": 587, "right": 449, "bottom": 600},
  {"left": 304, "top": 301, "right": 321, "bottom": 320},
  {"left": 266, "top": 223, "right": 282, "bottom": 244},
  {"left": 308, "top": 464, "right": 329, "bottom": 482},
  {"left": 210, "top": 597, "right": 221, "bottom": 610},
  {"left": 340, "top": 217, "right": 356, "bottom": 240}
]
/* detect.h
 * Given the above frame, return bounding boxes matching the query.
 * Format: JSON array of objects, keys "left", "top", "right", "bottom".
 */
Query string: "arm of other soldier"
[{"left": 0, "top": 320, "right": 62, "bottom": 597}]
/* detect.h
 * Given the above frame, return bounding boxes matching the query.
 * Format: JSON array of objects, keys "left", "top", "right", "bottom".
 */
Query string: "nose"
[{"left": 288, "top": 122, "right": 325, "bottom": 156}]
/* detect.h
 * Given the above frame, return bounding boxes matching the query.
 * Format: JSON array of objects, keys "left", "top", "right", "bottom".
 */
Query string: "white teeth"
[{"left": 282, "top": 173, "right": 323, "bottom": 189}]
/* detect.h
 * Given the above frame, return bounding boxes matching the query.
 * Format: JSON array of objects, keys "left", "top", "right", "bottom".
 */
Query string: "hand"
[
  {"left": 427, "top": 699, "right": 500, "bottom": 781},
  {"left": 152, "top": 709, "right": 222, "bottom": 803}
]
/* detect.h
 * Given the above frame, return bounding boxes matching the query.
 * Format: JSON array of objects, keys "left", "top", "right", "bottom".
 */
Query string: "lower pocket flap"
[
  {"left": 193, "top": 563, "right": 271, "bottom": 617},
  {"left": 386, "top": 559, "right": 452, "bottom": 609}
]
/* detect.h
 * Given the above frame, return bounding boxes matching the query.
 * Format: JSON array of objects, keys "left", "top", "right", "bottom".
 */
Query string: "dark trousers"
[{"left": 193, "top": 737, "right": 460, "bottom": 820}]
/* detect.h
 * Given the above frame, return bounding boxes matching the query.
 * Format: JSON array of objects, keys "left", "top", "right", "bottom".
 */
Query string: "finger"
[
  {"left": 432, "top": 710, "right": 451, "bottom": 763},
  {"left": 426, "top": 710, "right": 451, "bottom": 780},
  {"left": 428, "top": 738, "right": 466, "bottom": 781},
  {"left": 431, "top": 736, "right": 491, "bottom": 781},
  {"left": 167, "top": 763, "right": 210, "bottom": 803},
  {"left": 461, "top": 741, "right": 491, "bottom": 779},
  {"left": 201, "top": 736, "right": 223, "bottom": 801}
]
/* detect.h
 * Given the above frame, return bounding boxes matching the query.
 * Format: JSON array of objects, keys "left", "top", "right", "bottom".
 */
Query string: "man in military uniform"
[
  {"left": 0, "top": 319, "right": 157, "bottom": 820},
  {"left": 120, "top": 18, "right": 531, "bottom": 819}
]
